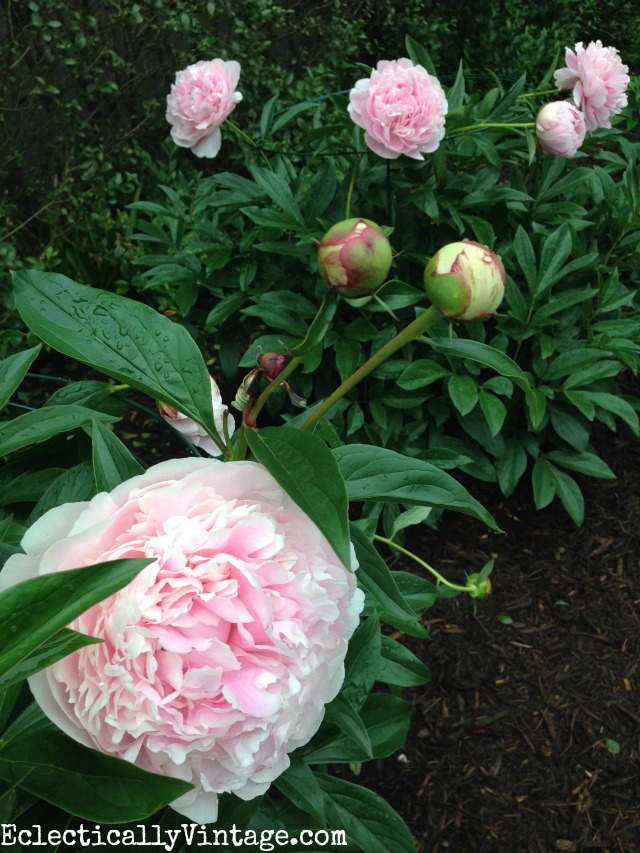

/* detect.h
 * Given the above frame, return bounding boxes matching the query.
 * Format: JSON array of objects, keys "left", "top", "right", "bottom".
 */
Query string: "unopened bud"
[
  {"left": 465, "top": 573, "right": 492, "bottom": 600},
  {"left": 258, "top": 351, "right": 288, "bottom": 381},
  {"left": 318, "top": 218, "right": 392, "bottom": 294},
  {"left": 423, "top": 239, "right": 505, "bottom": 321}
]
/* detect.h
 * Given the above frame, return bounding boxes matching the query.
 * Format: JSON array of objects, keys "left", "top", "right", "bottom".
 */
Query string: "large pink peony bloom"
[
  {"left": 166, "top": 59, "right": 242, "bottom": 158},
  {"left": 535, "top": 101, "right": 586, "bottom": 158},
  {"left": 159, "top": 376, "right": 234, "bottom": 457},
  {"left": 0, "top": 459, "right": 363, "bottom": 823},
  {"left": 554, "top": 41, "right": 629, "bottom": 131},
  {"left": 348, "top": 58, "right": 448, "bottom": 160}
]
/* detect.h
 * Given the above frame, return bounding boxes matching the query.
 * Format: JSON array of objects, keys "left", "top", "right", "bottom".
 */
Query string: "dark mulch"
[{"left": 359, "top": 424, "right": 640, "bottom": 853}]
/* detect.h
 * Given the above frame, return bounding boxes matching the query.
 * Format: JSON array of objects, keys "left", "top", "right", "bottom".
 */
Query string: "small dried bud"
[
  {"left": 258, "top": 351, "right": 288, "bottom": 381},
  {"left": 423, "top": 239, "right": 505, "bottom": 321},
  {"left": 318, "top": 218, "right": 392, "bottom": 294}
]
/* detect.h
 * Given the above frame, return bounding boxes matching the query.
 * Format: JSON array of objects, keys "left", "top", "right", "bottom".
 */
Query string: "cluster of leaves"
[
  {"left": 100, "top": 42, "right": 640, "bottom": 525},
  {"left": 0, "top": 272, "right": 496, "bottom": 849},
  {"left": 3, "top": 0, "right": 638, "bottom": 319}
]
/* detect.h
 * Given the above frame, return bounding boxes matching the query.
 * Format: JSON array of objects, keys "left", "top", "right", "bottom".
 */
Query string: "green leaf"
[
  {"left": 271, "top": 99, "right": 322, "bottom": 134},
  {"left": 341, "top": 614, "right": 381, "bottom": 711},
  {"left": 543, "top": 348, "right": 606, "bottom": 381},
  {"left": 27, "top": 462, "right": 96, "bottom": 524},
  {"left": 537, "top": 224, "right": 573, "bottom": 294},
  {"left": 0, "top": 726, "right": 192, "bottom": 823},
  {"left": 496, "top": 437, "right": 527, "bottom": 497},
  {"left": 0, "top": 405, "right": 117, "bottom": 457},
  {"left": 92, "top": 419, "right": 145, "bottom": 492},
  {"left": 259, "top": 93, "right": 279, "bottom": 138},
  {"left": 397, "top": 359, "right": 451, "bottom": 389},
  {"left": 291, "top": 294, "right": 338, "bottom": 356},
  {"left": 513, "top": 226, "right": 537, "bottom": 292},
  {"left": 0, "top": 346, "right": 41, "bottom": 411},
  {"left": 349, "top": 525, "right": 425, "bottom": 637},
  {"left": 324, "top": 695, "right": 373, "bottom": 758},
  {"left": 246, "top": 427, "right": 351, "bottom": 569},
  {"left": 405, "top": 34, "right": 437, "bottom": 76},
  {"left": 426, "top": 337, "right": 542, "bottom": 427},
  {"left": 13, "top": 270, "right": 216, "bottom": 436},
  {"left": 551, "top": 466, "right": 584, "bottom": 526},
  {"left": 317, "top": 772, "right": 416, "bottom": 853},
  {"left": 448, "top": 374, "right": 478, "bottom": 416},
  {"left": 0, "top": 558, "right": 153, "bottom": 680},
  {"left": 273, "top": 755, "right": 326, "bottom": 824},
  {"left": 545, "top": 450, "right": 615, "bottom": 479},
  {"left": 549, "top": 406, "right": 589, "bottom": 452},
  {"left": 479, "top": 390, "right": 507, "bottom": 436},
  {"left": 588, "top": 392, "right": 639, "bottom": 432},
  {"left": 0, "top": 628, "right": 102, "bottom": 692},
  {"left": 390, "top": 505, "right": 432, "bottom": 538},
  {"left": 377, "top": 637, "right": 430, "bottom": 687},
  {"left": 306, "top": 694, "right": 410, "bottom": 764},
  {"left": 447, "top": 60, "right": 466, "bottom": 109},
  {"left": 532, "top": 457, "right": 556, "bottom": 509},
  {"left": 248, "top": 165, "right": 304, "bottom": 227},
  {"left": 334, "top": 445, "right": 498, "bottom": 530}
]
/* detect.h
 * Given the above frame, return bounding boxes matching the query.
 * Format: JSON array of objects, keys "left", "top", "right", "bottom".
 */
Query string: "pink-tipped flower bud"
[
  {"left": 535, "top": 101, "right": 586, "bottom": 158},
  {"left": 318, "top": 218, "right": 392, "bottom": 294},
  {"left": 423, "top": 239, "right": 505, "bottom": 321}
]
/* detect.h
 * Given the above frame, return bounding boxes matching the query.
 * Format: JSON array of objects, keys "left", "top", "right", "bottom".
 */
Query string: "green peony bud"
[
  {"left": 318, "top": 218, "right": 393, "bottom": 294},
  {"left": 423, "top": 239, "right": 505, "bottom": 321},
  {"left": 465, "top": 572, "right": 492, "bottom": 600}
]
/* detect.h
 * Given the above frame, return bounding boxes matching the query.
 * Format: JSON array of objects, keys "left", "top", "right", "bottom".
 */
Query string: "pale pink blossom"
[
  {"left": 348, "top": 58, "right": 448, "bottom": 160},
  {"left": 535, "top": 101, "right": 586, "bottom": 158},
  {"left": 0, "top": 459, "right": 363, "bottom": 823},
  {"left": 554, "top": 41, "right": 629, "bottom": 131},
  {"left": 159, "top": 376, "right": 233, "bottom": 456},
  {"left": 166, "top": 59, "right": 242, "bottom": 157}
]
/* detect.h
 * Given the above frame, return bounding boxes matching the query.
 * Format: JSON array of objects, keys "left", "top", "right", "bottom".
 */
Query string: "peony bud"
[
  {"left": 465, "top": 573, "right": 492, "bottom": 600},
  {"left": 535, "top": 101, "right": 586, "bottom": 158},
  {"left": 318, "top": 218, "right": 392, "bottom": 294},
  {"left": 423, "top": 239, "right": 505, "bottom": 321}
]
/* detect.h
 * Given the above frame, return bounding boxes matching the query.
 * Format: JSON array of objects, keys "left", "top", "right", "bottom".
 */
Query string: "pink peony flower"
[
  {"left": 0, "top": 459, "right": 363, "bottom": 823},
  {"left": 535, "top": 101, "right": 586, "bottom": 158},
  {"left": 159, "top": 376, "right": 234, "bottom": 457},
  {"left": 348, "top": 58, "right": 448, "bottom": 160},
  {"left": 554, "top": 41, "right": 629, "bottom": 131},
  {"left": 166, "top": 59, "right": 242, "bottom": 158}
]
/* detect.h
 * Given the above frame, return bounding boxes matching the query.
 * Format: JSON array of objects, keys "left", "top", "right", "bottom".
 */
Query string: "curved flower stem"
[
  {"left": 345, "top": 153, "right": 363, "bottom": 219},
  {"left": 300, "top": 305, "right": 441, "bottom": 432},
  {"left": 225, "top": 119, "right": 273, "bottom": 170},
  {"left": 234, "top": 356, "right": 305, "bottom": 461},
  {"left": 449, "top": 121, "right": 535, "bottom": 135},
  {"left": 374, "top": 535, "right": 468, "bottom": 594}
]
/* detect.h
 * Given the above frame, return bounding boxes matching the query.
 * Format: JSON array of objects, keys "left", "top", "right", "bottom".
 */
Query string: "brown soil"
[{"left": 362, "top": 424, "right": 640, "bottom": 853}]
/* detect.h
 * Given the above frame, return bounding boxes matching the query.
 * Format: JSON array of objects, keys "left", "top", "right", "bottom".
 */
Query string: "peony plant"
[{"left": 0, "top": 30, "right": 636, "bottom": 852}]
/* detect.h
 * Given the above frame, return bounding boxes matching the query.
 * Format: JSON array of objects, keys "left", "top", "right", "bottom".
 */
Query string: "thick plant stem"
[
  {"left": 300, "top": 305, "right": 441, "bottom": 431},
  {"left": 374, "top": 535, "right": 469, "bottom": 594}
]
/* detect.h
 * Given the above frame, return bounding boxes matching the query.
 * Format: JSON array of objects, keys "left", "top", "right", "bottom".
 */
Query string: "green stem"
[
  {"left": 449, "top": 121, "right": 535, "bottom": 135},
  {"left": 345, "top": 153, "right": 362, "bottom": 219},
  {"left": 300, "top": 305, "right": 441, "bottom": 431},
  {"left": 226, "top": 119, "right": 272, "bottom": 170},
  {"left": 374, "top": 535, "right": 468, "bottom": 594},
  {"left": 518, "top": 88, "right": 558, "bottom": 98}
]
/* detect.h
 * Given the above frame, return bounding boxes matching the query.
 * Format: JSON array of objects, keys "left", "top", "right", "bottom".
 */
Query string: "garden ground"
[{"left": 364, "top": 411, "right": 640, "bottom": 852}]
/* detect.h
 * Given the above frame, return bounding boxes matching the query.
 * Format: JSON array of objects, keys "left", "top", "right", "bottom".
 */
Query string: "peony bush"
[{"left": 0, "top": 30, "right": 637, "bottom": 853}]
